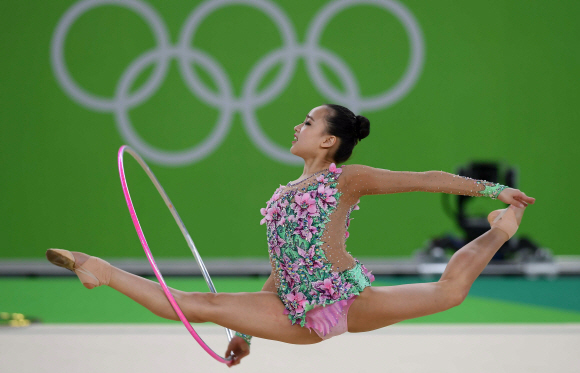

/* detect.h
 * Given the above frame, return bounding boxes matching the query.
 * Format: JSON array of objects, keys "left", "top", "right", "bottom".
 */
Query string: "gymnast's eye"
[{"left": 304, "top": 121, "right": 311, "bottom": 126}]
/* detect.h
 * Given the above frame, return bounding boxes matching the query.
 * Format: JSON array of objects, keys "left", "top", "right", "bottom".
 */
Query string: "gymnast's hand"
[
  {"left": 225, "top": 336, "right": 250, "bottom": 367},
  {"left": 498, "top": 188, "right": 536, "bottom": 208}
]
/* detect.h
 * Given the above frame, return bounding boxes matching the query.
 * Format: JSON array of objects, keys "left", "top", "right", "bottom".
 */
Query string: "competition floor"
[{"left": 2, "top": 276, "right": 580, "bottom": 372}]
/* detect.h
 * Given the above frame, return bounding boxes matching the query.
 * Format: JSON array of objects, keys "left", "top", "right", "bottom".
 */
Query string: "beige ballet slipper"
[
  {"left": 46, "top": 249, "right": 111, "bottom": 289},
  {"left": 487, "top": 206, "right": 520, "bottom": 239}
]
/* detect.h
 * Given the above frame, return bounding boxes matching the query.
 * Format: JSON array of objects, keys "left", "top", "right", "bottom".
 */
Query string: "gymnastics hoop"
[{"left": 117, "top": 145, "right": 234, "bottom": 364}]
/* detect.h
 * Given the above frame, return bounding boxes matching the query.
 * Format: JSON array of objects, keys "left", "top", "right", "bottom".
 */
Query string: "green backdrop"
[{"left": 1, "top": 0, "right": 578, "bottom": 259}]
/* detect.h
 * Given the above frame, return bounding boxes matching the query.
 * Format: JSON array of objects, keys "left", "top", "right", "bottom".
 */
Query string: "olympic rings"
[
  {"left": 117, "top": 145, "right": 234, "bottom": 364},
  {"left": 52, "top": 0, "right": 425, "bottom": 166}
]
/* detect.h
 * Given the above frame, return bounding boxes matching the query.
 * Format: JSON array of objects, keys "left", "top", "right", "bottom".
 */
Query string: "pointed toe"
[
  {"left": 487, "top": 208, "right": 519, "bottom": 239},
  {"left": 45, "top": 249, "right": 111, "bottom": 289}
]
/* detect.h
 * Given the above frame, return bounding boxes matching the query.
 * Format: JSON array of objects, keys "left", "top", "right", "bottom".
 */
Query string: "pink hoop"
[{"left": 117, "top": 145, "right": 233, "bottom": 365}]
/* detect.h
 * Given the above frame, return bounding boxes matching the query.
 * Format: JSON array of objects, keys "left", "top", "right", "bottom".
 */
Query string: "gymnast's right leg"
[{"left": 46, "top": 249, "right": 321, "bottom": 345}]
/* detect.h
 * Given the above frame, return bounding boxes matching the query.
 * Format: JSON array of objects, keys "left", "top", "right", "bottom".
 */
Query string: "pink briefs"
[{"left": 304, "top": 296, "right": 357, "bottom": 340}]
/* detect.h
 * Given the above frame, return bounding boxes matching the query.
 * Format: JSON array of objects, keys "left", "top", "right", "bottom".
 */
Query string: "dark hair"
[{"left": 323, "top": 104, "right": 370, "bottom": 164}]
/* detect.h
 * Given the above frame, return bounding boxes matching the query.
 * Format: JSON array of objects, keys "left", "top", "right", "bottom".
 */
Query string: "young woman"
[{"left": 46, "top": 104, "right": 535, "bottom": 367}]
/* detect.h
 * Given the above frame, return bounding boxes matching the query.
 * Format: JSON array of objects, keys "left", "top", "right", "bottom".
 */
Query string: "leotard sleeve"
[
  {"left": 234, "top": 331, "right": 252, "bottom": 346},
  {"left": 342, "top": 164, "right": 508, "bottom": 200}
]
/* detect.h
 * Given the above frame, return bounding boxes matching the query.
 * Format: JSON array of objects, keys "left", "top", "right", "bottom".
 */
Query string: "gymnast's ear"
[{"left": 320, "top": 134, "right": 337, "bottom": 149}]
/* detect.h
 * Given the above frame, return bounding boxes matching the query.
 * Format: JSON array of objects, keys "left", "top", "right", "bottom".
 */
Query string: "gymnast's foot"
[
  {"left": 46, "top": 249, "right": 112, "bottom": 289},
  {"left": 487, "top": 205, "right": 525, "bottom": 240}
]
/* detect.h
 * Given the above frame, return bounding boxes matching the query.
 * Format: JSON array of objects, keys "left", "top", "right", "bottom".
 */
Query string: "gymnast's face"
[{"left": 290, "top": 106, "right": 337, "bottom": 159}]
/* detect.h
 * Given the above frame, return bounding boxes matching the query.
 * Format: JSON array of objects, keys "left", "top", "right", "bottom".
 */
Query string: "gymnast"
[{"left": 46, "top": 104, "right": 535, "bottom": 367}]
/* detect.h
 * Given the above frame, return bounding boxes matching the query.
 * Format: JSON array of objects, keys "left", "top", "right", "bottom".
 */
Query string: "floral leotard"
[
  {"left": 235, "top": 163, "right": 507, "bottom": 343},
  {"left": 261, "top": 163, "right": 374, "bottom": 327}
]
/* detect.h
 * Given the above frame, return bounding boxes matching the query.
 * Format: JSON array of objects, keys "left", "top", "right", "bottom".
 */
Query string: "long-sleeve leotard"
[{"left": 340, "top": 164, "right": 507, "bottom": 200}]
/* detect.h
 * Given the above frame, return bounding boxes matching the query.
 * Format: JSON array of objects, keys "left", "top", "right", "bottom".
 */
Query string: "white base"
[{"left": 1, "top": 324, "right": 579, "bottom": 373}]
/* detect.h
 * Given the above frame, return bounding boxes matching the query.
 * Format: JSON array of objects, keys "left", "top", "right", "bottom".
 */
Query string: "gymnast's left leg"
[
  {"left": 46, "top": 249, "right": 322, "bottom": 345},
  {"left": 346, "top": 205, "right": 525, "bottom": 333}
]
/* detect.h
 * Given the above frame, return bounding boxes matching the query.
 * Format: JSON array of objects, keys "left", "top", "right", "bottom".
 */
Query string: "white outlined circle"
[
  {"left": 51, "top": 0, "right": 171, "bottom": 112},
  {"left": 114, "top": 48, "right": 235, "bottom": 165},
  {"left": 51, "top": 0, "right": 425, "bottom": 166},
  {"left": 304, "top": 0, "right": 424, "bottom": 111}
]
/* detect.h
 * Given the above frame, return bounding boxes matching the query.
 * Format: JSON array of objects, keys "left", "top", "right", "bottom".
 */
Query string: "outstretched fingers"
[{"left": 515, "top": 190, "right": 535, "bottom": 205}]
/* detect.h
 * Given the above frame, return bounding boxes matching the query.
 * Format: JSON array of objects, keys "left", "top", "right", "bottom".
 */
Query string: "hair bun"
[{"left": 355, "top": 115, "right": 370, "bottom": 141}]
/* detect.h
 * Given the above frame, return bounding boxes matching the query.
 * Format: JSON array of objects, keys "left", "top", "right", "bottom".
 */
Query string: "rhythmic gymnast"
[{"left": 46, "top": 104, "right": 535, "bottom": 367}]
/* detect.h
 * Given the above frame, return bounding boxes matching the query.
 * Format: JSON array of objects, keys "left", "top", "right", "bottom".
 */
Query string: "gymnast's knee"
[{"left": 437, "top": 280, "right": 469, "bottom": 309}]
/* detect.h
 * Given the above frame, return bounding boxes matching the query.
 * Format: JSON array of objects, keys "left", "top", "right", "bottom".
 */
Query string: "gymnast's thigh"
[
  {"left": 206, "top": 291, "right": 324, "bottom": 345},
  {"left": 347, "top": 281, "right": 451, "bottom": 333}
]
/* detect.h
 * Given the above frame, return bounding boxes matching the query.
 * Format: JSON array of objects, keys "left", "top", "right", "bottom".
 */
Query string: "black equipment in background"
[{"left": 417, "top": 161, "right": 552, "bottom": 269}]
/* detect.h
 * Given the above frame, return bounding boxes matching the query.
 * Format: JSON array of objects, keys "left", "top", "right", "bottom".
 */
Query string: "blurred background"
[{"left": 1, "top": 0, "right": 579, "bottom": 372}]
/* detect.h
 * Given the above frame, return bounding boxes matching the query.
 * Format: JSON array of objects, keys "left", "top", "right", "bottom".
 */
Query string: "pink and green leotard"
[{"left": 235, "top": 164, "right": 508, "bottom": 343}]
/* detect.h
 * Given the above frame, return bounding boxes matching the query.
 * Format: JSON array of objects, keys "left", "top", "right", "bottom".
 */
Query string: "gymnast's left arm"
[
  {"left": 342, "top": 164, "right": 535, "bottom": 207},
  {"left": 225, "top": 273, "right": 277, "bottom": 366}
]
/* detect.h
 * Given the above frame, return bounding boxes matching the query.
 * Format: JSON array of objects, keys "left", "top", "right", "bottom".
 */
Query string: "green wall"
[{"left": 1, "top": 0, "right": 578, "bottom": 259}]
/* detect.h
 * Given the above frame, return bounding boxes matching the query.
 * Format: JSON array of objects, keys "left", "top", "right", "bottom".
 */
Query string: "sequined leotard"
[
  {"left": 235, "top": 163, "right": 507, "bottom": 343},
  {"left": 261, "top": 163, "right": 374, "bottom": 328}
]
